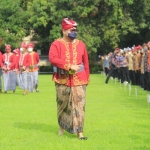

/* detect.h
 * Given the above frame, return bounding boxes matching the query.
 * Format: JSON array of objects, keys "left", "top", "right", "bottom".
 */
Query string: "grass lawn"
[{"left": 0, "top": 74, "right": 150, "bottom": 150}]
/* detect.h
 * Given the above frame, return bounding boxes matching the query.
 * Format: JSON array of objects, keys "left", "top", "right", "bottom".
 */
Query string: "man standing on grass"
[
  {"left": 27, "top": 43, "right": 40, "bottom": 92},
  {"left": 17, "top": 42, "right": 30, "bottom": 95},
  {"left": 49, "top": 18, "right": 90, "bottom": 140},
  {"left": 0, "top": 50, "right": 2, "bottom": 93},
  {"left": 2, "top": 44, "right": 16, "bottom": 93},
  {"left": 13, "top": 48, "right": 20, "bottom": 86},
  {"left": 0, "top": 38, "right": 3, "bottom": 93}
]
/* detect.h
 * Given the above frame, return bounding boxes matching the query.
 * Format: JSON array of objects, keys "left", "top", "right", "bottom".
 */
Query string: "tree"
[
  {"left": 0, "top": 0, "right": 29, "bottom": 50},
  {"left": 27, "top": 0, "right": 150, "bottom": 54}
]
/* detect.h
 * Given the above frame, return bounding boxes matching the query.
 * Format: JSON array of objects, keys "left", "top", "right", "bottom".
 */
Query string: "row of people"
[
  {"left": 102, "top": 42, "right": 150, "bottom": 91},
  {"left": 0, "top": 42, "right": 39, "bottom": 95}
]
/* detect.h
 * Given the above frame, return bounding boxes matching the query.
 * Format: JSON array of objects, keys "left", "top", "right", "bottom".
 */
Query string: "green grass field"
[{"left": 0, "top": 74, "right": 150, "bottom": 150}]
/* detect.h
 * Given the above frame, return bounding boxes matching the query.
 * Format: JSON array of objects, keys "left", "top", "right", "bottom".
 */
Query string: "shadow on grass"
[
  {"left": 14, "top": 122, "right": 57, "bottom": 134},
  {"left": 14, "top": 122, "right": 77, "bottom": 139}
]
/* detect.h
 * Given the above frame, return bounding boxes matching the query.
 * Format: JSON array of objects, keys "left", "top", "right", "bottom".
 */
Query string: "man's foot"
[
  {"left": 0, "top": 89, "right": 2, "bottom": 93},
  {"left": 77, "top": 132, "right": 88, "bottom": 140},
  {"left": 36, "top": 89, "right": 39, "bottom": 92},
  {"left": 23, "top": 92, "right": 27, "bottom": 95},
  {"left": 4, "top": 91, "right": 7, "bottom": 93},
  {"left": 23, "top": 90, "right": 28, "bottom": 95}
]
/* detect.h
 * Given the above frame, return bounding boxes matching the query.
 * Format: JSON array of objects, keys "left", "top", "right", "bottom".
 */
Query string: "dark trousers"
[
  {"left": 145, "top": 72, "right": 150, "bottom": 91},
  {"left": 136, "top": 70, "right": 141, "bottom": 85},
  {"left": 129, "top": 70, "right": 134, "bottom": 84},
  {"left": 117, "top": 68, "right": 121, "bottom": 81},
  {"left": 104, "top": 67, "right": 109, "bottom": 76},
  {"left": 140, "top": 73, "right": 147, "bottom": 89},
  {"left": 119, "top": 67, "right": 124, "bottom": 83},
  {"left": 132, "top": 71, "right": 138, "bottom": 85},
  {"left": 105, "top": 68, "right": 117, "bottom": 83},
  {"left": 123, "top": 67, "right": 130, "bottom": 83},
  {"left": 119, "top": 67, "right": 130, "bottom": 83}
]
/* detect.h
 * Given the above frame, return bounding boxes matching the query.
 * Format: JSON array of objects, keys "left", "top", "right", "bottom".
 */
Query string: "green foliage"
[
  {"left": 39, "top": 66, "right": 53, "bottom": 73},
  {"left": 1, "top": 0, "right": 150, "bottom": 58},
  {"left": 89, "top": 63, "right": 101, "bottom": 74},
  {"left": 0, "top": 0, "right": 29, "bottom": 48}
]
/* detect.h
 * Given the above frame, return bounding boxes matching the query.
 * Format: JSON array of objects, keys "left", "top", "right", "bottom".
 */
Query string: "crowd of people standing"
[
  {"left": 0, "top": 40, "right": 40, "bottom": 95},
  {"left": 101, "top": 42, "right": 150, "bottom": 91}
]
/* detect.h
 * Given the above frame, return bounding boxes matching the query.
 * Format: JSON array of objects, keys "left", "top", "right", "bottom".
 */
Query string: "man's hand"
[{"left": 70, "top": 65, "right": 82, "bottom": 71}]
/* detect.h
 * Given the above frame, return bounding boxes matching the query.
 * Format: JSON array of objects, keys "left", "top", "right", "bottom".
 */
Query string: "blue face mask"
[{"left": 68, "top": 31, "right": 77, "bottom": 40}]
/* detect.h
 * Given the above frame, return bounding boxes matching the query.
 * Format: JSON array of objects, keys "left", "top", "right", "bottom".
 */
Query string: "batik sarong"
[
  {"left": 27, "top": 71, "right": 38, "bottom": 92},
  {"left": 3, "top": 71, "right": 16, "bottom": 91},
  {"left": 55, "top": 83, "right": 86, "bottom": 134},
  {"left": 19, "top": 72, "right": 28, "bottom": 90}
]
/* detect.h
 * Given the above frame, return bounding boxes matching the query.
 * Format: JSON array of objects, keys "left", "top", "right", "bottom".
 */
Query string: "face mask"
[
  {"left": 144, "top": 48, "right": 148, "bottom": 51},
  {"left": 6, "top": 49, "right": 11, "bottom": 53},
  {"left": 4, "top": 62, "right": 9, "bottom": 65},
  {"left": 28, "top": 48, "right": 33, "bottom": 52},
  {"left": 68, "top": 31, "right": 77, "bottom": 40},
  {"left": 20, "top": 48, "right": 24, "bottom": 52}
]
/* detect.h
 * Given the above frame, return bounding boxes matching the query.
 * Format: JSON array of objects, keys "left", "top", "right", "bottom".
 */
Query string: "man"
[
  {"left": 120, "top": 50, "right": 130, "bottom": 85},
  {"left": 27, "top": 42, "right": 39, "bottom": 92},
  {"left": 143, "top": 43, "right": 149, "bottom": 90},
  {"left": 49, "top": 18, "right": 90, "bottom": 140},
  {"left": 102, "top": 54, "right": 109, "bottom": 76},
  {"left": 0, "top": 50, "right": 2, "bottom": 93},
  {"left": 137, "top": 45, "right": 142, "bottom": 86},
  {"left": 146, "top": 42, "right": 150, "bottom": 91},
  {"left": 105, "top": 48, "right": 119, "bottom": 84},
  {"left": 1, "top": 44, "right": 16, "bottom": 93},
  {"left": 0, "top": 38, "right": 3, "bottom": 93},
  {"left": 140, "top": 46, "right": 146, "bottom": 89},
  {"left": 17, "top": 42, "right": 30, "bottom": 95},
  {"left": 128, "top": 48, "right": 134, "bottom": 84},
  {"left": 132, "top": 47, "right": 139, "bottom": 85},
  {"left": 13, "top": 48, "right": 20, "bottom": 86}
]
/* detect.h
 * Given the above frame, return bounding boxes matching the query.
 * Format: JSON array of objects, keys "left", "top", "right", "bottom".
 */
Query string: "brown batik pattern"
[{"left": 55, "top": 83, "right": 86, "bottom": 134}]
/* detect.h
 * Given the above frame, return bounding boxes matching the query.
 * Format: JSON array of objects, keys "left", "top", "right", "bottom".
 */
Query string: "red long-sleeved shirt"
[
  {"left": 16, "top": 53, "right": 30, "bottom": 70},
  {"left": 28, "top": 51, "right": 39, "bottom": 72},
  {"left": 14, "top": 54, "right": 20, "bottom": 70},
  {"left": 2, "top": 52, "right": 16, "bottom": 70},
  {"left": 49, "top": 38, "right": 90, "bottom": 86}
]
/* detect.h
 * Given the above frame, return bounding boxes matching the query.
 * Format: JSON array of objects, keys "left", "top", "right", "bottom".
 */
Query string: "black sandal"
[{"left": 79, "top": 137, "right": 88, "bottom": 140}]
